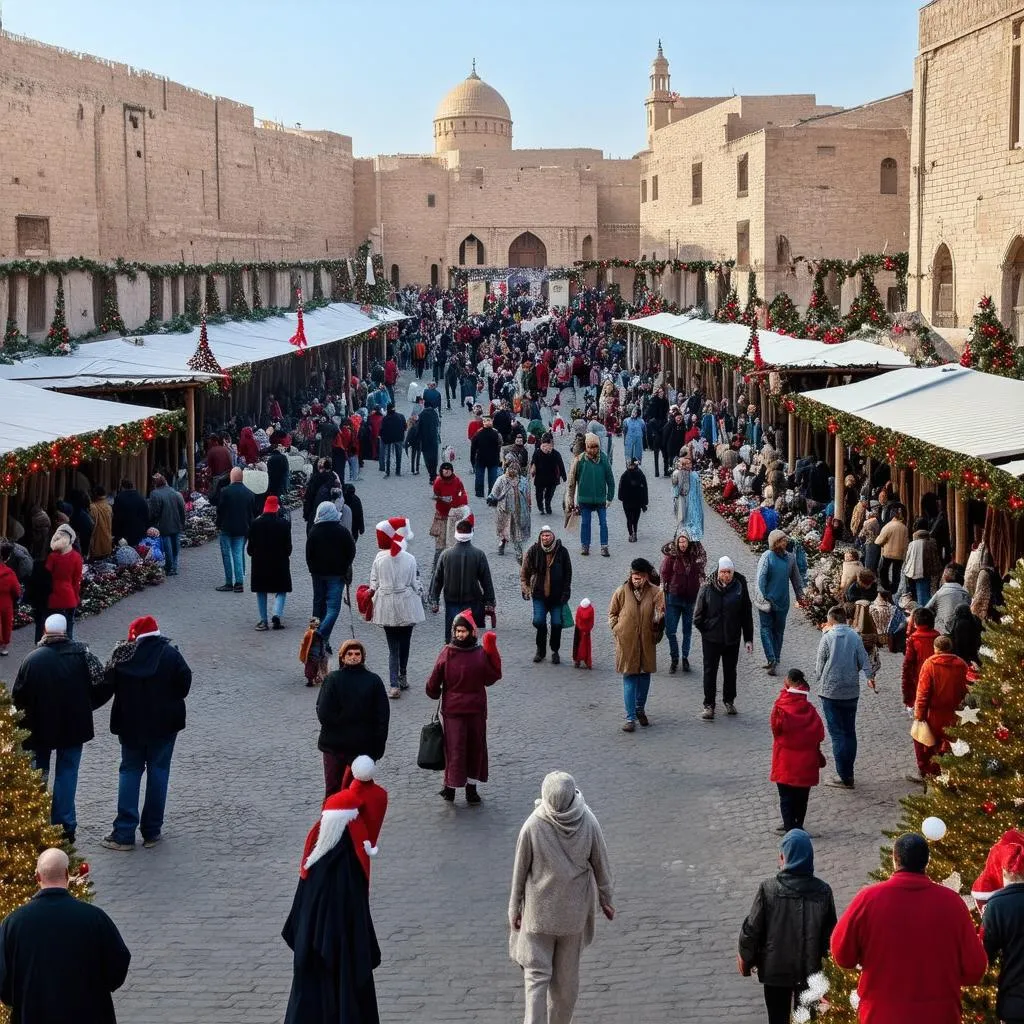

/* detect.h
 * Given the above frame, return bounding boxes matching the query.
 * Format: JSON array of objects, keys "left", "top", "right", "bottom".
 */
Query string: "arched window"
[
  {"left": 880, "top": 158, "right": 898, "bottom": 195},
  {"left": 430, "top": 263, "right": 439, "bottom": 288},
  {"left": 776, "top": 234, "right": 791, "bottom": 269},
  {"left": 932, "top": 243, "right": 955, "bottom": 327},
  {"left": 581, "top": 234, "right": 593, "bottom": 261},
  {"left": 1001, "top": 236, "right": 1024, "bottom": 337},
  {"left": 459, "top": 234, "right": 485, "bottom": 266},
  {"left": 508, "top": 232, "right": 547, "bottom": 269},
  {"left": 390, "top": 264, "right": 399, "bottom": 288}
]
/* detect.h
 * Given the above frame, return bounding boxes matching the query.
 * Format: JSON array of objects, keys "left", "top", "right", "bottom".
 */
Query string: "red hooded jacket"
[
  {"left": 769, "top": 687, "right": 826, "bottom": 787},
  {"left": 901, "top": 625, "right": 940, "bottom": 707}
]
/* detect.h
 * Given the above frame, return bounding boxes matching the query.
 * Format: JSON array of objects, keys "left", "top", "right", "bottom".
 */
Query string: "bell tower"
[{"left": 645, "top": 40, "right": 673, "bottom": 147}]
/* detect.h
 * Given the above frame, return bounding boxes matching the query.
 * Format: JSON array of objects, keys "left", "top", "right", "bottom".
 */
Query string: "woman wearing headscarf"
[
  {"left": 425, "top": 610, "right": 502, "bottom": 805},
  {"left": 368, "top": 518, "right": 424, "bottom": 699},
  {"left": 671, "top": 454, "right": 705, "bottom": 542},
  {"left": 508, "top": 772, "right": 614, "bottom": 1024},
  {"left": 238, "top": 426, "right": 260, "bottom": 466},
  {"left": 487, "top": 456, "right": 531, "bottom": 561},
  {"left": 659, "top": 530, "right": 707, "bottom": 674},
  {"left": 45, "top": 524, "right": 82, "bottom": 639}
]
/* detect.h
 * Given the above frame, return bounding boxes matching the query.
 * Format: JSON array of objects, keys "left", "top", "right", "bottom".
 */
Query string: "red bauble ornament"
[
  {"left": 983, "top": 800, "right": 997, "bottom": 815},
  {"left": 996, "top": 726, "right": 1011, "bottom": 743}
]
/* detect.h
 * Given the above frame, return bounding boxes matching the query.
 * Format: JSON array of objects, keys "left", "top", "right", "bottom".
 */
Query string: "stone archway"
[
  {"left": 932, "top": 243, "right": 955, "bottom": 328},
  {"left": 1002, "top": 236, "right": 1024, "bottom": 338},
  {"left": 508, "top": 231, "right": 547, "bottom": 269}
]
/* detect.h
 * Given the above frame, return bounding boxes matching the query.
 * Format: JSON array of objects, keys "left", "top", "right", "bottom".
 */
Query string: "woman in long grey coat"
[{"left": 508, "top": 772, "right": 614, "bottom": 1024}]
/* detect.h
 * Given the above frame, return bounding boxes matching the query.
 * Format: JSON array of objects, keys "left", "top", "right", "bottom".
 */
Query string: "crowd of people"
[{"left": 2, "top": 277, "right": 1022, "bottom": 1024}]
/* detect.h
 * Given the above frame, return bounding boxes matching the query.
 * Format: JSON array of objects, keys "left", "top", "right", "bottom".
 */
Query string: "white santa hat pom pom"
[
  {"left": 849, "top": 992, "right": 861, "bottom": 1010},
  {"left": 363, "top": 838, "right": 379, "bottom": 858},
  {"left": 580, "top": 598, "right": 591, "bottom": 608},
  {"left": 351, "top": 755, "right": 376, "bottom": 782}
]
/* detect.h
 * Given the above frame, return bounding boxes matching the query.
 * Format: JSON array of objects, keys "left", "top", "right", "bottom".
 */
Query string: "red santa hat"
[
  {"left": 128, "top": 615, "right": 160, "bottom": 641},
  {"left": 972, "top": 829, "right": 1024, "bottom": 902},
  {"left": 375, "top": 517, "right": 413, "bottom": 556}
]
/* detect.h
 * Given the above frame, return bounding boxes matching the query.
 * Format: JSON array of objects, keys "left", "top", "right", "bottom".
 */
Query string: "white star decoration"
[
  {"left": 942, "top": 871, "right": 962, "bottom": 892},
  {"left": 935, "top": 771, "right": 952, "bottom": 786},
  {"left": 950, "top": 739, "right": 971, "bottom": 757},
  {"left": 955, "top": 707, "right": 981, "bottom": 725}
]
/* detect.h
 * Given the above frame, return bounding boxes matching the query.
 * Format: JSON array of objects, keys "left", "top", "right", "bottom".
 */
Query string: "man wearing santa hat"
[
  {"left": 99, "top": 615, "right": 193, "bottom": 851},
  {"left": 981, "top": 832, "right": 1024, "bottom": 1024},
  {"left": 282, "top": 756, "right": 388, "bottom": 1024}
]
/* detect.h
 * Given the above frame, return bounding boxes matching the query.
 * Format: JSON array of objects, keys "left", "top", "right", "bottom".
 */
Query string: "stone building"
[
  {"left": 910, "top": 0, "right": 1024, "bottom": 342},
  {"left": 354, "top": 62, "right": 641, "bottom": 288},
  {"left": 639, "top": 43, "right": 913, "bottom": 313}
]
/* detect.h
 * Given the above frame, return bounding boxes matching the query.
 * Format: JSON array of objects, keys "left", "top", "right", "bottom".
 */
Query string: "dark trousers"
[
  {"left": 623, "top": 505, "right": 642, "bottom": 535},
  {"left": 777, "top": 783, "right": 810, "bottom": 831},
  {"left": 383, "top": 624, "right": 414, "bottom": 686},
  {"left": 535, "top": 481, "right": 556, "bottom": 514},
  {"left": 701, "top": 639, "right": 739, "bottom": 708},
  {"left": 445, "top": 379, "right": 457, "bottom": 407},
  {"left": 323, "top": 750, "right": 353, "bottom": 797},
  {"left": 331, "top": 449, "right": 347, "bottom": 484},
  {"left": 763, "top": 985, "right": 800, "bottom": 1024},
  {"left": 879, "top": 555, "right": 902, "bottom": 593},
  {"left": 423, "top": 447, "right": 439, "bottom": 482}
]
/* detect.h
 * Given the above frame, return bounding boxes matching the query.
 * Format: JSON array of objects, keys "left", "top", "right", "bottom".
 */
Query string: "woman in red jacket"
[
  {"left": 45, "top": 523, "right": 83, "bottom": 639},
  {"left": 901, "top": 606, "right": 940, "bottom": 710},
  {"left": 769, "top": 668, "right": 826, "bottom": 834},
  {"left": 425, "top": 611, "right": 501, "bottom": 806},
  {"left": 913, "top": 635, "right": 970, "bottom": 778}
]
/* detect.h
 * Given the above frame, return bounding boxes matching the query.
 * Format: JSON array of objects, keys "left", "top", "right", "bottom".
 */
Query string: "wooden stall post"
[
  {"left": 185, "top": 386, "right": 196, "bottom": 491},
  {"left": 954, "top": 488, "right": 969, "bottom": 564},
  {"left": 833, "top": 431, "right": 845, "bottom": 524},
  {"left": 787, "top": 411, "right": 796, "bottom": 467},
  {"left": 0, "top": 493, "right": 8, "bottom": 536}
]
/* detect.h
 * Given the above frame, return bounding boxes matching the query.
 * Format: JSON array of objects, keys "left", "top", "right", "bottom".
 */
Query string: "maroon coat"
[
  {"left": 424, "top": 635, "right": 501, "bottom": 716},
  {"left": 45, "top": 549, "right": 83, "bottom": 609},
  {"left": 769, "top": 688, "right": 826, "bottom": 788}
]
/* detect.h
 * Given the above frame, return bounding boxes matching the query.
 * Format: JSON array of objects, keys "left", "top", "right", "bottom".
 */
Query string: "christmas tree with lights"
[
  {"left": 186, "top": 308, "right": 223, "bottom": 376},
  {"left": 804, "top": 561, "right": 1024, "bottom": 1023},
  {"left": 0, "top": 681, "right": 91, "bottom": 1024},
  {"left": 98, "top": 275, "right": 127, "bottom": 336},
  {"left": 44, "top": 275, "right": 72, "bottom": 354},
  {"left": 960, "top": 296, "right": 1022, "bottom": 378}
]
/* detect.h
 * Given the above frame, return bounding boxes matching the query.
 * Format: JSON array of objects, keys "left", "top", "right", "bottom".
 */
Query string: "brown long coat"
[{"left": 607, "top": 580, "right": 666, "bottom": 674}]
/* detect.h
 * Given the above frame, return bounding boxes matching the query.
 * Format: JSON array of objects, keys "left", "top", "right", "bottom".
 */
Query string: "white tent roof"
[
  {"left": 0, "top": 302, "right": 406, "bottom": 391},
  {"left": 0, "top": 377, "right": 170, "bottom": 457},
  {"left": 620, "top": 314, "right": 912, "bottom": 369},
  {"left": 800, "top": 364, "right": 1024, "bottom": 461}
]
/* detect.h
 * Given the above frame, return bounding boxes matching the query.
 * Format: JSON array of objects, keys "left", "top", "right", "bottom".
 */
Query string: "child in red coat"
[
  {"left": 0, "top": 559, "right": 21, "bottom": 655},
  {"left": 769, "top": 668, "right": 826, "bottom": 833},
  {"left": 572, "top": 598, "right": 594, "bottom": 669}
]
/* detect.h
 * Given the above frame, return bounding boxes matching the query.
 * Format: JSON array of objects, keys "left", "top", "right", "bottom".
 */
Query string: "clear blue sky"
[{"left": 8, "top": 0, "right": 922, "bottom": 158}]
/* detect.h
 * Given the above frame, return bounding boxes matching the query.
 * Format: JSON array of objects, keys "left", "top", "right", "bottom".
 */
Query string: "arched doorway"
[
  {"left": 508, "top": 231, "right": 547, "bottom": 269},
  {"left": 1002, "top": 236, "right": 1024, "bottom": 339},
  {"left": 458, "top": 234, "right": 485, "bottom": 266},
  {"left": 581, "top": 234, "right": 593, "bottom": 261},
  {"left": 932, "top": 243, "right": 955, "bottom": 328},
  {"left": 430, "top": 264, "right": 439, "bottom": 288},
  {"left": 390, "top": 264, "right": 400, "bottom": 288}
]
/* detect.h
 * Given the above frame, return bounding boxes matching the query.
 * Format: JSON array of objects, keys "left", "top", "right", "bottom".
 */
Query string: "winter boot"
[
  {"left": 549, "top": 627, "right": 562, "bottom": 665},
  {"left": 533, "top": 625, "right": 547, "bottom": 663}
]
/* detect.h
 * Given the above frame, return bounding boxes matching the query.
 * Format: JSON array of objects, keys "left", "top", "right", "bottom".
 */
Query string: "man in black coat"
[
  {"left": 0, "top": 848, "right": 131, "bottom": 1024},
  {"left": 111, "top": 478, "right": 149, "bottom": 547},
  {"left": 12, "top": 614, "right": 107, "bottom": 842},
  {"left": 305, "top": 503, "right": 356, "bottom": 648},
  {"left": 98, "top": 614, "right": 192, "bottom": 850},
  {"left": 661, "top": 412, "right": 687, "bottom": 468},
  {"left": 428, "top": 518, "right": 496, "bottom": 641},
  {"left": 470, "top": 416, "right": 503, "bottom": 498},
  {"left": 693, "top": 556, "right": 754, "bottom": 721},
  {"left": 214, "top": 467, "right": 255, "bottom": 592},
  {"left": 378, "top": 404, "right": 407, "bottom": 478},
  {"left": 520, "top": 527, "right": 572, "bottom": 665},
  {"left": 267, "top": 443, "right": 291, "bottom": 498},
  {"left": 315, "top": 638, "right": 390, "bottom": 796},
  {"left": 418, "top": 406, "right": 441, "bottom": 482},
  {"left": 247, "top": 495, "right": 293, "bottom": 630}
]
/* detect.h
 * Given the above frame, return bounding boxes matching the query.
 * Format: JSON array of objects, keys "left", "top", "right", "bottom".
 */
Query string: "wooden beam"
[
  {"left": 787, "top": 411, "right": 796, "bottom": 468},
  {"left": 954, "top": 487, "right": 969, "bottom": 564},
  {"left": 834, "top": 431, "right": 845, "bottom": 523},
  {"left": 185, "top": 386, "right": 196, "bottom": 491}
]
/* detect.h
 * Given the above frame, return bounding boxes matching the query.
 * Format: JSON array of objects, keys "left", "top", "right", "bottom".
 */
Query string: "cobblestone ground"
[{"left": 1, "top": 407, "right": 916, "bottom": 1023}]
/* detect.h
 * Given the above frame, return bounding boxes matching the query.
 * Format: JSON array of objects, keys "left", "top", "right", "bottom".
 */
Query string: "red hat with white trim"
[{"left": 375, "top": 517, "right": 413, "bottom": 556}]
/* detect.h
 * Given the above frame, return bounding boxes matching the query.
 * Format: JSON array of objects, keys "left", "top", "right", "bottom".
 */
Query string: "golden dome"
[{"left": 434, "top": 64, "right": 511, "bottom": 123}]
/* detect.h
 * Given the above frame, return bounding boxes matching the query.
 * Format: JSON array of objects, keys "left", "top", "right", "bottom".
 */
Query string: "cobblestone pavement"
[{"left": 1, "top": 407, "right": 916, "bottom": 1023}]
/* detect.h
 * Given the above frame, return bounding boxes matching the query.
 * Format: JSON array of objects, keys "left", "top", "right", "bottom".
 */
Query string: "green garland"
[{"left": 0, "top": 412, "right": 183, "bottom": 495}]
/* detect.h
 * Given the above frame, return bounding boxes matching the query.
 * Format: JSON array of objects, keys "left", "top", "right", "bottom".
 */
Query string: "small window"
[
  {"left": 691, "top": 162, "right": 703, "bottom": 205},
  {"left": 474, "top": 167, "right": 484, "bottom": 185},
  {"left": 430, "top": 263, "right": 439, "bottom": 288},
  {"left": 15, "top": 216, "right": 50, "bottom": 256},
  {"left": 427, "top": 193, "right": 436, "bottom": 208},
  {"left": 817, "top": 145, "right": 836, "bottom": 158},
  {"left": 736, "top": 220, "right": 750, "bottom": 268},
  {"left": 651, "top": 174, "right": 659, "bottom": 201},
  {"left": 390, "top": 264, "right": 400, "bottom": 288},
  {"left": 737, "top": 154, "right": 749, "bottom": 197},
  {"left": 886, "top": 286, "right": 902, "bottom": 313},
  {"left": 641, "top": 179, "right": 648, "bottom": 203},
  {"left": 825, "top": 271, "right": 842, "bottom": 308},
  {"left": 880, "top": 158, "right": 898, "bottom": 194}
]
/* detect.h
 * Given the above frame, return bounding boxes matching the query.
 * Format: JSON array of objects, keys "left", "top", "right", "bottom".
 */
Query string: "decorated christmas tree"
[
  {"left": 843, "top": 272, "right": 889, "bottom": 336},
  {"left": 187, "top": 308, "right": 223, "bottom": 376},
  {"left": 0, "top": 681, "right": 91, "bottom": 1024},
  {"left": 715, "top": 288, "right": 741, "bottom": 323},
  {"left": 44, "top": 274, "right": 72, "bottom": 354},
  {"left": 767, "top": 292, "right": 803, "bottom": 336},
  {"left": 228, "top": 267, "right": 250, "bottom": 318},
  {"left": 808, "top": 561, "right": 1024, "bottom": 1023},
  {"left": 960, "top": 296, "right": 1022, "bottom": 378},
  {"left": 251, "top": 268, "right": 264, "bottom": 311},
  {"left": 204, "top": 273, "right": 222, "bottom": 316},
  {"left": 98, "top": 275, "right": 128, "bottom": 336}
]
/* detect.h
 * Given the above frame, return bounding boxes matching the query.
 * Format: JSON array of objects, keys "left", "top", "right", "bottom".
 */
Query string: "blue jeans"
[
  {"left": 312, "top": 575, "right": 344, "bottom": 644},
  {"left": 348, "top": 454, "right": 360, "bottom": 481},
  {"left": 579, "top": 504, "right": 608, "bottom": 548},
  {"left": 219, "top": 533, "right": 245, "bottom": 585},
  {"left": 256, "top": 592, "right": 287, "bottom": 622},
  {"left": 474, "top": 463, "right": 500, "bottom": 497},
  {"left": 821, "top": 697, "right": 859, "bottom": 784},
  {"left": 164, "top": 532, "right": 181, "bottom": 574},
  {"left": 758, "top": 607, "right": 788, "bottom": 665},
  {"left": 33, "top": 746, "right": 83, "bottom": 834},
  {"left": 384, "top": 441, "right": 403, "bottom": 475},
  {"left": 908, "top": 577, "right": 931, "bottom": 605},
  {"left": 665, "top": 595, "right": 695, "bottom": 660},
  {"left": 531, "top": 599, "right": 561, "bottom": 630},
  {"left": 111, "top": 735, "right": 177, "bottom": 844},
  {"left": 623, "top": 673, "right": 652, "bottom": 721}
]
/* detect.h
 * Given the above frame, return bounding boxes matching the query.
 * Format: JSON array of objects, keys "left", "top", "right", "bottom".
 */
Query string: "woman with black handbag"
[{"left": 424, "top": 611, "right": 502, "bottom": 806}]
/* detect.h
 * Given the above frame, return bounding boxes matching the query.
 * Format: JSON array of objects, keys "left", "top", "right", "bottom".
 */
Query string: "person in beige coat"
[
  {"left": 608, "top": 557, "right": 666, "bottom": 732},
  {"left": 509, "top": 771, "right": 614, "bottom": 1024},
  {"left": 875, "top": 506, "right": 909, "bottom": 594}
]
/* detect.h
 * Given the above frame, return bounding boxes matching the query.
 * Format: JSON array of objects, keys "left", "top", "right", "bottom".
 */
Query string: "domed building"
[
  {"left": 355, "top": 62, "right": 640, "bottom": 287},
  {"left": 433, "top": 62, "right": 512, "bottom": 153}
]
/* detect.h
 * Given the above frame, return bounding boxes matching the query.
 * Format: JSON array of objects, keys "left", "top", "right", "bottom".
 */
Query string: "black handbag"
[{"left": 417, "top": 708, "right": 445, "bottom": 770}]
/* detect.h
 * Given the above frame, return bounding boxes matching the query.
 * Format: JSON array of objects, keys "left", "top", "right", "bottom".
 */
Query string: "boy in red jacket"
[
  {"left": 769, "top": 668, "right": 826, "bottom": 833},
  {"left": 0, "top": 557, "right": 21, "bottom": 655},
  {"left": 573, "top": 598, "right": 594, "bottom": 669}
]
